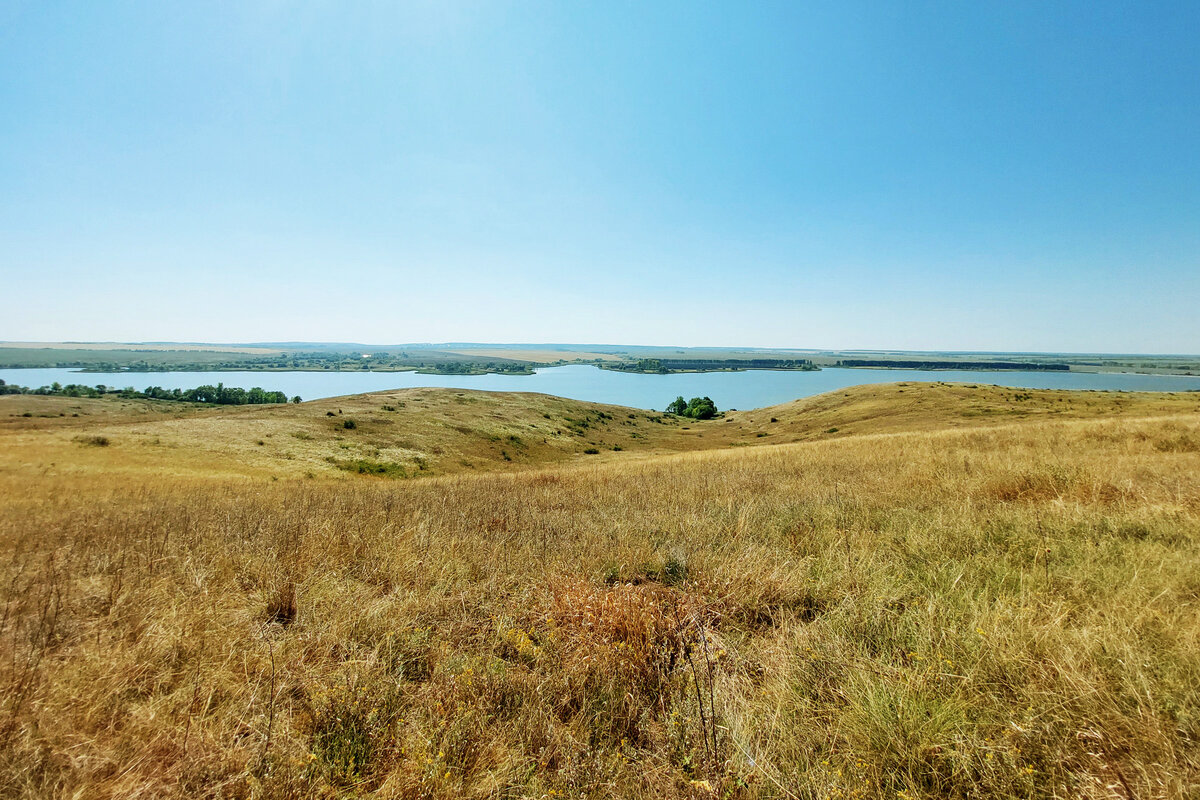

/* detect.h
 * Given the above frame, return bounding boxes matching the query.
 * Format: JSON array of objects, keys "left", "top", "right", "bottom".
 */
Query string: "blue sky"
[{"left": 2, "top": 1, "right": 1197, "bottom": 352}]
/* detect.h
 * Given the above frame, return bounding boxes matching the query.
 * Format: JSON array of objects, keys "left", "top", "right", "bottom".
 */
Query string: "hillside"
[
  {"left": 3, "top": 382, "right": 1197, "bottom": 481},
  {"left": 0, "top": 384, "right": 1198, "bottom": 798}
]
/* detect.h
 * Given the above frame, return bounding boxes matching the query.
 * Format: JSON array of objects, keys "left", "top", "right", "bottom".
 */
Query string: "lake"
[{"left": 2, "top": 365, "right": 1198, "bottom": 412}]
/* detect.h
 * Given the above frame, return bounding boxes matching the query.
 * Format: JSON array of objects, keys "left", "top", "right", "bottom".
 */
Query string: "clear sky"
[{"left": 2, "top": 1, "right": 1197, "bottom": 352}]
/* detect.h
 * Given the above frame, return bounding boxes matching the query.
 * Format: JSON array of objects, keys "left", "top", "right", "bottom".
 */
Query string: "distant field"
[
  {"left": 3, "top": 343, "right": 1196, "bottom": 376},
  {"left": 0, "top": 342, "right": 280, "bottom": 353},
  {"left": 0, "top": 346, "right": 279, "bottom": 370},
  {"left": 444, "top": 348, "right": 617, "bottom": 363},
  {"left": 0, "top": 383, "right": 1198, "bottom": 798}
]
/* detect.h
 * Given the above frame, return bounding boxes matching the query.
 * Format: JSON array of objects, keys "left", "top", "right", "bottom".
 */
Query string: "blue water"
[{"left": 2, "top": 365, "right": 1198, "bottom": 412}]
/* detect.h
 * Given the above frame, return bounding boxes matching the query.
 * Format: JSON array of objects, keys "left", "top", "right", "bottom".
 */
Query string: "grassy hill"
[
  {"left": 0, "top": 384, "right": 1198, "bottom": 798},
  {"left": 4, "top": 382, "right": 1197, "bottom": 481}
]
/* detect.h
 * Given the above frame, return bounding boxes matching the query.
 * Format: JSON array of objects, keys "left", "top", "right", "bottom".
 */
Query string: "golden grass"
[
  {"left": 0, "top": 384, "right": 1198, "bottom": 797},
  {"left": 4, "top": 382, "right": 1196, "bottom": 481}
]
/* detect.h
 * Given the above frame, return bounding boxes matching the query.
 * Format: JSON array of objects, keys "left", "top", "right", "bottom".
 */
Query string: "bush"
[
  {"left": 343, "top": 419, "right": 357, "bottom": 430},
  {"left": 665, "top": 396, "right": 718, "bottom": 420},
  {"left": 326, "top": 457, "right": 407, "bottom": 478},
  {"left": 73, "top": 435, "right": 110, "bottom": 447}
]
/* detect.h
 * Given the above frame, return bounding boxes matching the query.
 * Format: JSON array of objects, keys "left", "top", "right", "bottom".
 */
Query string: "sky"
[{"left": 1, "top": 1, "right": 1197, "bottom": 353}]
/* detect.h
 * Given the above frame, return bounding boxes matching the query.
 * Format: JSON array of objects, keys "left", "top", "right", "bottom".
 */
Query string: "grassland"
[
  {"left": 0, "top": 384, "right": 1197, "bottom": 798},
  {"left": 4, "top": 382, "right": 1196, "bottom": 482},
  {"left": 442, "top": 349, "right": 617, "bottom": 364},
  {"left": 7, "top": 341, "right": 1198, "bottom": 376}
]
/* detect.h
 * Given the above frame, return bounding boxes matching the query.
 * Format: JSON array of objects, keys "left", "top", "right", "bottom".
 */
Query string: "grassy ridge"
[
  {"left": 0, "top": 385, "right": 1198, "bottom": 797},
  {"left": 3, "top": 382, "right": 1197, "bottom": 481}
]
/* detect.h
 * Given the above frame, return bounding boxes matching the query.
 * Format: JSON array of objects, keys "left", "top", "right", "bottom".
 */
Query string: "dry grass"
[
  {"left": 0, "top": 385, "right": 1198, "bottom": 798},
  {"left": 3, "top": 382, "right": 1197, "bottom": 481}
]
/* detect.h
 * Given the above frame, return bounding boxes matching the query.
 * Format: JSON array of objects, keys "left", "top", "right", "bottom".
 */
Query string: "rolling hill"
[{"left": 0, "top": 384, "right": 1197, "bottom": 798}]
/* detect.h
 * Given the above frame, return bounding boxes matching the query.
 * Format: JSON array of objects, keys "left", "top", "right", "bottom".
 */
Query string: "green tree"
[
  {"left": 666, "top": 396, "right": 687, "bottom": 415},
  {"left": 685, "top": 396, "right": 717, "bottom": 420}
]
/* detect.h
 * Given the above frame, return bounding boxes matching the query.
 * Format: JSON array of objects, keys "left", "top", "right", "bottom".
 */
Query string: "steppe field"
[{"left": 0, "top": 383, "right": 1198, "bottom": 799}]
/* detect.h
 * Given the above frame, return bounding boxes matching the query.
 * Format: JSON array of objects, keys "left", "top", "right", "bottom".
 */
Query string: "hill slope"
[
  {"left": 0, "top": 385, "right": 1197, "bottom": 798},
  {"left": 3, "top": 382, "right": 1197, "bottom": 481}
]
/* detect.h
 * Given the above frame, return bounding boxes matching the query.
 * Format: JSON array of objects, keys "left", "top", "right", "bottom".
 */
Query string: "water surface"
[{"left": 2, "top": 365, "right": 1198, "bottom": 411}]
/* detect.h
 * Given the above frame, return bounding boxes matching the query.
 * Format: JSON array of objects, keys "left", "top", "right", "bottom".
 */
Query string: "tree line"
[
  {"left": 836, "top": 359, "right": 1069, "bottom": 371},
  {"left": 613, "top": 358, "right": 816, "bottom": 373},
  {"left": 0, "top": 379, "right": 299, "bottom": 405}
]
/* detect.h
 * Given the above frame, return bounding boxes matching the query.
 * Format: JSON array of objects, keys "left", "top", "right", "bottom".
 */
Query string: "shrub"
[
  {"left": 73, "top": 435, "right": 110, "bottom": 447},
  {"left": 583, "top": 448, "right": 600, "bottom": 455},
  {"left": 342, "top": 419, "right": 357, "bottom": 430},
  {"left": 326, "top": 457, "right": 407, "bottom": 478}
]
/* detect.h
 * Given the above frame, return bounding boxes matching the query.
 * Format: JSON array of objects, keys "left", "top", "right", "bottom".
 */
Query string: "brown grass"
[
  {"left": 3, "top": 381, "right": 1197, "bottom": 481},
  {"left": 0, "top": 384, "right": 1197, "bottom": 797}
]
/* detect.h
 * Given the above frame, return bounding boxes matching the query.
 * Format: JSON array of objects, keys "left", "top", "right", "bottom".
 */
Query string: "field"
[
  {"left": 0, "top": 384, "right": 1198, "bottom": 798},
  {"left": 442, "top": 349, "right": 618, "bottom": 364},
  {"left": 7, "top": 342, "right": 1196, "bottom": 375}
]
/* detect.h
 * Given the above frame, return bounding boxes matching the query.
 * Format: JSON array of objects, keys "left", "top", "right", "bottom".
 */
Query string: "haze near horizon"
[{"left": 2, "top": 2, "right": 1197, "bottom": 352}]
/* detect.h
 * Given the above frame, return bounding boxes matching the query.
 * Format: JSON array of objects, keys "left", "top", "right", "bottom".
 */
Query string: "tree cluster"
[
  {"left": 665, "top": 396, "right": 718, "bottom": 419},
  {"left": 0, "top": 379, "right": 298, "bottom": 405}
]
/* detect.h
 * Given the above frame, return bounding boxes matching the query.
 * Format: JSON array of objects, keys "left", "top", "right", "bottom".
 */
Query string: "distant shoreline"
[{"left": 1, "top": 362, "right": 1197, "bottom": 379}]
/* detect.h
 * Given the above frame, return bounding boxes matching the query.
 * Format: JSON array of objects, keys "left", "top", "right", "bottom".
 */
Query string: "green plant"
[{"left": 326, "top": 457, "right": 407, "bottom": 478}]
